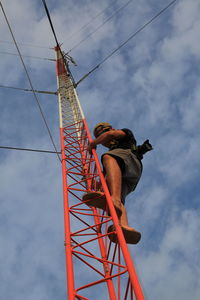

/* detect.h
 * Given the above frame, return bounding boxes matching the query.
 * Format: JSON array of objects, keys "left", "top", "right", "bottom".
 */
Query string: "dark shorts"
[{"left": 102, "top": 149, "right": 142, "bottom": 204}]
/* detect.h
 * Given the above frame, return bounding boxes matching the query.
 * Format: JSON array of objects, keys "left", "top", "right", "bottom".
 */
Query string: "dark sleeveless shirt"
[{"left": 109, "top": 128, "right": 136, "bottom": 150}]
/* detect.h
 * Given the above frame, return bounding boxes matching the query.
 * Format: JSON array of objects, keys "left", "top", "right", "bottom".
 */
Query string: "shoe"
[{"left": 107, "top": 224, "right": 141, "bottom": 244}]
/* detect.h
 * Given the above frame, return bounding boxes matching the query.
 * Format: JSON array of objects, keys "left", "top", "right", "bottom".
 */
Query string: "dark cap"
[{"left": 93, "top": 122, "right": 112, "bottom": 138}]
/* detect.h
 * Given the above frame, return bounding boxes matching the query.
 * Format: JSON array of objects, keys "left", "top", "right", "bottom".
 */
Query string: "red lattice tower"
[{"left": 55, "top": 46, "right": 145, "bottom": 300}]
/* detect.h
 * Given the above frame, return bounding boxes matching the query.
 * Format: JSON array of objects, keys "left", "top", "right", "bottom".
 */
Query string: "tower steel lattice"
[{"left": 55, "top": 46, "right": 145, "bottom": 300}]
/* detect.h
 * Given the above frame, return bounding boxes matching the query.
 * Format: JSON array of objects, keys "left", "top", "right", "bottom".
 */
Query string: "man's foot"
[
  {"left": 82, "top": 193, "right": 122, "bottom": 217},
  {"left": 82, "top": 192, "right": 106, "bottom": 210},
  {"left": 107, "top": 224, "right": 141, "bottom": 244}
]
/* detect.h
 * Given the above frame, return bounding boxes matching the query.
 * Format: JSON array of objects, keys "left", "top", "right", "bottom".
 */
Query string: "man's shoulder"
[
  {"left": 120, "top": 128, "right": 136, "bottom": 144},
  {"left": 121, "top": 128, "right": 133, "bottom": 132},
  {"left": 120, "top": 128, "right": 134, "bottom": 136}
]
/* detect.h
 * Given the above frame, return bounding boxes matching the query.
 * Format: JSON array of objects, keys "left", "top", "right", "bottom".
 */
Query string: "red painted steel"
[
  {"left": 55, "top": 46, "right": 146, "bottom": 300},
  {"left": 84, "top": 121, "right": 145, "bottom": 300},
  {"left": 59, "top": 121, "right": 145, "bottom": 300},
  {"left": 60, "top": 127, "right": 75, "bottom": 300}
]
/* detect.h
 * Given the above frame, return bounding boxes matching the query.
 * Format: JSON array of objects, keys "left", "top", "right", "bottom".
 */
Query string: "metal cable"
[
  {"left": 76, "top": 0, "right": 178, "bottom": 86},
  {"left": 0, "top": 84, "right": 57, "bottom": 95},
  {"left": 0, "top": 39, "right": 51, "bottom": 49},
  {"left": 40, "top": 1, "right": 77, "bottom": 85},
  {"left": 0, "top": 1, "right": 61, "bottom": 162},
  {"left": 63, "top": 0, "right": 118, "bottom": 43},
  {"left": 0, "top": 50, "right": 55, "bottom": 61},
  {"left": 67, "top": 0, "right": 133, "bottom": 54},
  {"left": 41, "top": 0, "right": 59, "bottom": 46},
  {"left": 0, "top": 145, "right": 61, "bottom": 154}
]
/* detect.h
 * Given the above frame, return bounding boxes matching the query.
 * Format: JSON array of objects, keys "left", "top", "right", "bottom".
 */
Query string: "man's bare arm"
[{"left": 88, "top": 130, "right": 126, "bottom": 154}]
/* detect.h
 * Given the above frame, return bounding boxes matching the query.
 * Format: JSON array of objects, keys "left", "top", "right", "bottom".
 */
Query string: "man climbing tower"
[{"left": 82, "top": 122, "right": 152, "bottom": 244}]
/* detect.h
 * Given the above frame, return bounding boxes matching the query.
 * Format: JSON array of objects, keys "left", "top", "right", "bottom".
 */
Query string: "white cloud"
[
  {"left": 180, "top": 87, "right": 200, "bottom": 131},
  {"left": 137, "top": 208, "right": 200, "bottom": 300}
]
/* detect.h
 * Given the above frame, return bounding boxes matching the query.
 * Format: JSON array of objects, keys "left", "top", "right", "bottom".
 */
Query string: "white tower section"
[{"left": 55, "top": 46, "right": 84, "bottom": 130}]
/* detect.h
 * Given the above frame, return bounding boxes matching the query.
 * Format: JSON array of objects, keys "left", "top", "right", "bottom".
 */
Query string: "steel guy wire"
[
  {"left": 76, "top": 0, "right": 178, "bottom": 86},
  {"left": 0, "top": 145, "right": 61, "bottom": 154},
  {"left": 0, "top": 1, "right": 61, "bottom": 162},
  {"left": 63, "top": 0, "right": 119, "bottom": 44},
  {"left": 0, "top": 50, "right": 55, "bottom": 61},
  {"left": 67, "top": 0, "right": 133, "bottom": 54},
  {"left": 0, "top": 84, "right": 57, "bottom": 95},
  {"left": 0, "top": 39, "right": 51, "bottom": 49}
]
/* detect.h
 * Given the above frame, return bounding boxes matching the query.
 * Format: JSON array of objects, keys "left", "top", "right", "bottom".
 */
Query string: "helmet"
[{"left": 93, "top": 122, "right": 112, "bottom": 138}]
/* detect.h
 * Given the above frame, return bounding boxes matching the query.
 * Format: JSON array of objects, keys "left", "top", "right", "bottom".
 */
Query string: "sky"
[{"left": 0, "top": 0, "right": 200, "bottom": 299}]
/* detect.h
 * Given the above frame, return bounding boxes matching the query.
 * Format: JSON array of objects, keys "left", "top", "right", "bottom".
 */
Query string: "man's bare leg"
[
  {"left": 107, "top": 202, "right": 141, "bottom": 244},
  {"left": 103, "top": 155, "right": 141, "bottom": 243},
  {"left": 102, "top": 154, "right": 122, "bottom": 217},
  {"left": 120, "top": 204, "right": 139, "bottom": 229},
  {"left": 119, "top": 204, "right": 129, "bottom": 226}
]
